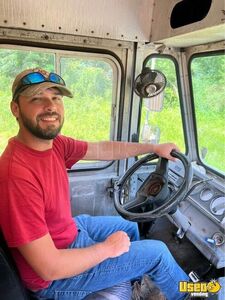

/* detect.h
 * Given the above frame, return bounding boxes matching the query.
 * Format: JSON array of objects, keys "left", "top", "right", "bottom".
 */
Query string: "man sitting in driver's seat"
[{"left": 0, "top": 68, "right": 189, "bottom": 300}]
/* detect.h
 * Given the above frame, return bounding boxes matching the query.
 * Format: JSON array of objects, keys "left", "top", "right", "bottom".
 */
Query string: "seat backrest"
[{"left": 0, "top": 231, "right": 30, "bottom": 300}]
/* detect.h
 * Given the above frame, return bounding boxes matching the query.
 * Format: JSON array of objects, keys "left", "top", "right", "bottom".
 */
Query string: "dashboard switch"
[{"left": 206, "top": 238, "right": 215, "bottom": 245}]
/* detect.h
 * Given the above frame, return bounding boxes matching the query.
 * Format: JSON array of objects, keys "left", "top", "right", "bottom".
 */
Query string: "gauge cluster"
[
  {"left": 168, "top": 160, "right": 225, "bottom": 225},
  {"left": 189, "top": 176, "right": 225, "bottom": 224}
]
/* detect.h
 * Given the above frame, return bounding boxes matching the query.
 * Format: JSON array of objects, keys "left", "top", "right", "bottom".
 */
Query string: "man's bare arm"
[
  {"left": 83, "top": 141, "right": 179, "bottom": 161},
  {"left": 18, "top": 231, "right": 130, "bottom": 281}
]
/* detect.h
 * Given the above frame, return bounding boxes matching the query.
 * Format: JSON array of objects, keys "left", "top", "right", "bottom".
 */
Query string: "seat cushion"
[{"left": 85, "top": 281, "right": 132, "bottom": 300}]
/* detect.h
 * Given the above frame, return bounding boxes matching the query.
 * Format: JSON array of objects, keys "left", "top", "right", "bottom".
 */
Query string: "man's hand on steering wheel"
[{"left": 153, "top": 143, "right": 180, "bottom": 162}]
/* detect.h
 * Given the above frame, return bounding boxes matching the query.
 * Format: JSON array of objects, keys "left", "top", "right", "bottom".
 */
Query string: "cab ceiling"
[
  {"left": 0, "top": 0, "right": 224, "bottom": 47},
  {"left": 0, "top": 0, "right": 154, "bottom": 42}
]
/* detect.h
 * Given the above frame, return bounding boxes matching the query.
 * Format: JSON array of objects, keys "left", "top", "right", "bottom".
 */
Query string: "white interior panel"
[{"left": 0, "top": 0, "right": 154, "bottom": 42}]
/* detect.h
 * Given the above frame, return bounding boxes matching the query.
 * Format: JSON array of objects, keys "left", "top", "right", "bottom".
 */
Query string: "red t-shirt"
[{"left": 0, "top": 135, "right": 87, "bottom": 290}]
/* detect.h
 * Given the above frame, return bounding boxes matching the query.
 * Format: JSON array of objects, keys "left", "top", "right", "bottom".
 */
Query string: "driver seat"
[{"left": 0, "top": 231, "right": 31, "bottom": 300}]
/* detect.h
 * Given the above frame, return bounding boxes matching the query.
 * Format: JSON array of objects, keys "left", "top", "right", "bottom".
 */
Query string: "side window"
[
  {"left": 190, "top": 53, "right": 225, "bottom": 174},
  {"left": 0, "top": 47, "right": 118, "bottom": 165},
  {"left": 60, "top": 56, "right": 114, "bottom": 142},
  {"left": 139, "top": 56, "right": 186, "bottom": 152}
]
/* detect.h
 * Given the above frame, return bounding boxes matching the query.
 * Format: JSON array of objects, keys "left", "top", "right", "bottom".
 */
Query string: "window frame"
[
  {"left": 137, "top": 53, "right": 188, "bottom": 154},
  {"left": 0, "top": 43, "right": 123, "bottom": 171},
  {"left": 188, "top": 50, "right": 225, "bottom": 177}
]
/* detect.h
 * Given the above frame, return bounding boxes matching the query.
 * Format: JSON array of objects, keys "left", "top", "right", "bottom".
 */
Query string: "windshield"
[
  {"left": 190, "top": 53, "right": 225, "bottom": 174},
  {"left": 140, "top": 56, "right": 186, "bottom": 153}
]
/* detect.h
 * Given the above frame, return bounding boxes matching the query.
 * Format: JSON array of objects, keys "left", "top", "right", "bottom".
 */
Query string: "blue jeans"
[{"left": 35, "top": 215, "right": 189, "bottom": 300}]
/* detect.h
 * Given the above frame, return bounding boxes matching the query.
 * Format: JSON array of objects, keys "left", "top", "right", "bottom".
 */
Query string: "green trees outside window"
[
  {"left": 0, "top": 48, "right": 114, "bottom": 156},
  {"left": 191, "top": 54, "right": 225, "bottom": 174}
]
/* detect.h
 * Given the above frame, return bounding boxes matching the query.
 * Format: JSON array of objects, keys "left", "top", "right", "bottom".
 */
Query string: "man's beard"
[{"left": 19, "top": 111, "right": 64, "bottom": 140}]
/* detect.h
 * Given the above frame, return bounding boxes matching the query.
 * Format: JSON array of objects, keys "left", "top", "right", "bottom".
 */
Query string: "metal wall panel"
[
  {"left": 151, "top": 0, "right": 225, "bottom": 47},
  {"left": 0, "top": 0, "right": 154, "bottom": 42}
]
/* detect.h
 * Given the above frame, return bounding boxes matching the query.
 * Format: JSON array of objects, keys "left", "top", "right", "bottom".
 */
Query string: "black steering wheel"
[{"left": 114, "top": 150, "right": 192, "bottom": 222}]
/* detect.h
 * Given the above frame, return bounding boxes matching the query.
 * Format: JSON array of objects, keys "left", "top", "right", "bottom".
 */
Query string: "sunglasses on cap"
[{"left": 13, "top": 71, "right": 66, "bottom": 100}]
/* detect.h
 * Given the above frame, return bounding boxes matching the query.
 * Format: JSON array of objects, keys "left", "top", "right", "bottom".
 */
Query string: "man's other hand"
[{"left": 103, "top": 231, "right": 131, "bottom": 258}]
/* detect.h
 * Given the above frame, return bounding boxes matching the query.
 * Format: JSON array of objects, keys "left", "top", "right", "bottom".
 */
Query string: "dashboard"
[
  {"left": 124, "top": 158, "right": 225, "bottom": 268},
  {"left": 168, "top": 161, "right": 225, "bottom": 269}
]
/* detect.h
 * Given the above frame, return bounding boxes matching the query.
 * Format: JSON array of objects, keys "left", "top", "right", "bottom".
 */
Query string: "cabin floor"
[{"left": 139, "top": 216, "right": 219, "bottom": 280}]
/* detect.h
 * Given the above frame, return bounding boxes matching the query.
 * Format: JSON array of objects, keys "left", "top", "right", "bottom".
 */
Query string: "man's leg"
[
  {"left": 75, "top": 214, "right": 140, "bottom": 242},
  {"left": 36, "top": 215, "right": 188, "bottom": 300}
]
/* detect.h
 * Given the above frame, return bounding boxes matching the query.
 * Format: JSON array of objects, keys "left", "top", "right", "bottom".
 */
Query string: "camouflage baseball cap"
[{"left": 12, "top": 68, "right": 73, "bottom": 101}]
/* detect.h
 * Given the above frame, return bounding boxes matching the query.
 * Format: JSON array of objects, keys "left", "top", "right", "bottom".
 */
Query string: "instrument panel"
[
  {"left": 189, "top": 177, "right": 225, "bottom": 224},
  {"left": 168, "top": 160, "right": 225, "bottom": 226},
  {"left": 168, "top": 161, "right": 225, "bottom": 268}
]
